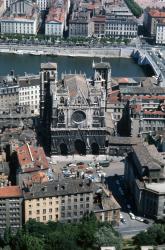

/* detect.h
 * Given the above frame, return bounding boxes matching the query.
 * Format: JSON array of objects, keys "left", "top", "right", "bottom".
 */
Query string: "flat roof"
[{"left": 145, "top": 182, "right": 165, "bottom": 194}]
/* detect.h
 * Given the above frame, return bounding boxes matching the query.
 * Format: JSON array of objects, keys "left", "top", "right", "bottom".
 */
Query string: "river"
[{"left": 0, "top": 53, "right": 153, "bottom": 77}]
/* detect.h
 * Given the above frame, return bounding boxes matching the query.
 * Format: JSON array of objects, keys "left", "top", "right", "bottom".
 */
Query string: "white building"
[
  {"left": 0, "top": 0, "right": 40, "bottom": 35},
  {"left": 36, "top": 0, "right": 49, "bottom": 11},
  {"left": 1, "top": 16, "right": 39, "bottom": 34},
  {"left": 156, "top": 21, "right": 165, "bottom": 44},
  {"left": 105, "top": 17, "right": 138, "bottom": 38},
  {"left": 45, "top": 7, "right": 65, "bottom": 36},
  {"left": 18, "top": 75, "right": 40, "bottom": 115}
]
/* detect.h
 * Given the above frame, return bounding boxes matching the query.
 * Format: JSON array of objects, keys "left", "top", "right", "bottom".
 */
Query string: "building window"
[
  {"left": 43, "top": 216, "right": 46, "bottom": 221},
  {"left": 29, "top": 211, "right": 32, "bottom": 215},
  {"left": 36, "top": 210, "right": 40, "bottom": 214},
  {"left": 49, "top": 209, "right": 52, "bottom": 213},
  {"left": 43, "top": 209, "right": 46, "bottom": 214},
  {"left": 49, "top": 215, "right": 52, "bottom": 220}
]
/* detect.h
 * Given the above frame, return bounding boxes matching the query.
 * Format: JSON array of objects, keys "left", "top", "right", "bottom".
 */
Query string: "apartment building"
[
  {"left": 125, "top": 143, "right": 165, "bottom": 219},
  {"left": 36, "top": 0, "right": 49, "bottom": 10},
  {"left": 24, "top": 179, "right": 94, "bottom": 223},
  {"left": 0, "top": 186, "right": 23, "bottom": 235},
  {"left": 24, "top": 179, "right": 120, "bottom": 224},
  {"left": 18, "top": 75, "right": 40, "bottom": 115},
  {"left": 105, "top": 16, "right": 138, "bottom": 38},
  {"left": 143, "top": 8, "right": 165, "bottom": 37},
  {"left": 0, "top": 0, "right": 40, "bottom": 35},
  {"left": 15, "top": 143, "right": 49, "bottom": 186},
  {"left": 0, "top": 76, "right": 19, "bottom": 111},
  {"left": 91, "top": 16, "right": 105, "bottom": 37},
  {"left": 156, "top": 20, "right": 165, "bottom": 44},
  {"left": 69, "top": 10, "right": 92, "bottom": 37},
  {"left": 45, "top": 7, "right": 65, "bottom": 37}
]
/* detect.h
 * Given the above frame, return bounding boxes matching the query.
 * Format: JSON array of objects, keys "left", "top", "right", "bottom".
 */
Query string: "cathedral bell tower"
[{"left": 92, "top": 60, "right": 111, "bottom": 95}]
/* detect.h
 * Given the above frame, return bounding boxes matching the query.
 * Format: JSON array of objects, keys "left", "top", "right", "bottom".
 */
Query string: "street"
[{"left": 103, "top": 159, "right": 152, "bottom": 237}]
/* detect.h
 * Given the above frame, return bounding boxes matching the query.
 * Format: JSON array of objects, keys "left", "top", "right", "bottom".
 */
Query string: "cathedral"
[{"left": 40, "top": 61, "right": 111, "bottom": 155}]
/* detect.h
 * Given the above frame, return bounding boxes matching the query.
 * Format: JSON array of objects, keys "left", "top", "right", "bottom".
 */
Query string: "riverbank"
[{"left": 0, "top": 44, "right": 134, "bottom": 58}]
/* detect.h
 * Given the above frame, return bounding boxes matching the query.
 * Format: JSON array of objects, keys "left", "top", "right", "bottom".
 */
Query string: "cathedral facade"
[{"left": 40, "top": 61, "right": 111, "bottom": 155}]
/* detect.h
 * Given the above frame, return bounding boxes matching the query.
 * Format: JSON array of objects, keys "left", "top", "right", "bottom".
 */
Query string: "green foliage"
[
  {"left": 124, "top": 0, "right": 143, "bottom": 17},
  {"left": 94, "top": 224, "right": 123, "bottom": 250},
  {"left": 1, "top": 214, "right": 122, "bottom": 250},
  {"left": 133, "top": 224, "right": 165, "bottom": 247}
]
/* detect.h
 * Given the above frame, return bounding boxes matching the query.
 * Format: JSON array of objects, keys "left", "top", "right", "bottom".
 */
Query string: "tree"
[
  {"left": 3, "top": 227, "right": 12, "bottom": 246},
  {"left": 11, "top": 231, "right": 44, "bottom": 250},
  {"left": 94, "top": 224, "right": 123, "bottom": 250},
  {"left": 133, "top": 224, "right": 165, "bottom": 246}
]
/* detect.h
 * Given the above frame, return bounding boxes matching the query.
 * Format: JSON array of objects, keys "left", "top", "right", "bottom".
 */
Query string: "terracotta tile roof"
[
  {"left": 0, "top": 186, "right": 22, "bottom": 198},
  {"left": 16, "top": 144, "right": 48, "bottom": 172},
  {"left": 31, "top": 171, "right": 48, "bottom": 183},
  {"left": 149, "top": 9, "right": 165, "bottom": 18},
  {"left": 143, "top": 110, "right": 165, "bottom": 116},
  {"left": 46, "top": 7, "right": 65, "bottom": 23}
]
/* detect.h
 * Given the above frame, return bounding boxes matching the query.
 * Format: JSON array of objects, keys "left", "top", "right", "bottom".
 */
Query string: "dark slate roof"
[
  {"left": 24, "top": 179, "right": 93, "bottom": 199},
  {"left": 19, "top": 77, "right": 40, "bottom": 87},
  {"left": 121, "top": 87, "right": 165, "bottom": 95},
  {"left": 133, "top": 144, "right": 161, "bottom": 170},
  {"left": 108, "top": 136, "right": 140, "bottom": 145},
  {"left": 94, "top": 62, "right": 111, "bottom": 69}
]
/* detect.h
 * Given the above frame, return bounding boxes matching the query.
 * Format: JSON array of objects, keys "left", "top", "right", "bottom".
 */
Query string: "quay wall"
[{"left": 0, "top": 44, "right": 134, "bottom": 58}]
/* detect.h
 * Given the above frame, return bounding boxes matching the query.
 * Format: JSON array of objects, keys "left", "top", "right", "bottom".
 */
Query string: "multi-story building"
[
  {"left": 0, "top": 73, "right": 40, "bottom": 115},
  {"left": 125, "top": 143, "right": 165, "bottom": 219},
  {"left": 0, "top": 75, "right": 19, "bottom": 111},
  {"left": 91, "top": 16, "right": 105, "bottom": 38},
  {"left": 69, "top": 10, "right": 92, "bottom": 37},
  {"left": 105, "top": 16, "right": 138, "bottom": 38},
  {"left": 40, "top": 61, "right": 111, "bottom": 155},
  {"left": 143, "top": 8, "right": 165, "bottom": 37},
  {"left": 15, "top": 143, "right": 49, "bottom": 186},
  {"left": 36, "top": 0, "right": 49, "bottom": 11},
  {"left": 18, "top": 75, "right": 40, "bottom": 115},
  {"left": 24, "top": 179, "right": 94, "bottom": 223},
  {"left": 156, "top": 20, "right": 165, "bottom": 44},
  {"left": 45, "top": 7, "right": 65, "bottom": 37},
  {"left": 0, "top": 185, "right": 23, "bottom": 235},
  {"left": 24, "top": 179, "right": 120, "bottom": 224},
  {"left": 0, "top": 0, "right": 40, "bottom": 35}
]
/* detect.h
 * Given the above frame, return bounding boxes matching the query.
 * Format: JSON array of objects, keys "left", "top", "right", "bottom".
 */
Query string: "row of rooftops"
[
  {"left": 46, "top": 6, "right": 65, "bottom": 23},
  {"left": 147, "top": 8, "right": 165, "bottom": 18},
  {"left": 0, "top": 74, "right": 40, "bottom": 89},
  {"left": 0, "top": 179, "right": 120, "bottom": 212}
]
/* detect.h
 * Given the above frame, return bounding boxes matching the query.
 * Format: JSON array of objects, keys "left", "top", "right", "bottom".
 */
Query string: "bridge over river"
[{"left": 132, "top": 48, "right": 165, "bottom": 87}]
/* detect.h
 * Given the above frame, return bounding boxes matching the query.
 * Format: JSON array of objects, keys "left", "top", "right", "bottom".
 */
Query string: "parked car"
[
  {"left": 143, "top": 219, "right": 149, "bottom": 224},
  {"left": 121, "top": 218, "right": 126, "bottom": 224},
  {"left": 136, "top": 217, "right": 144, "bottom": 222},
  {"left": 129, "top": 212, "right": 135, "bottom": 220}
]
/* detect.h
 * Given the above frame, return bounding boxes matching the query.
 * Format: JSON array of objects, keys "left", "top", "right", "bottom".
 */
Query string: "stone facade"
[
  {"left": 40, "top": 61, "right": 111, "bottom": 155},
  {"left": 124, "top": 143, "right": 165, "bottom": 219}
]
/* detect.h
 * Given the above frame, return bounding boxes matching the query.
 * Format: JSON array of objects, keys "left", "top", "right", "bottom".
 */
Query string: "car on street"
[
  {"left": 136, "top": 216, "right": 144, "bottom": 222},
  {"left": 121, "top": 218, "right": 126, "bottom": 224},
  {"left": 143, "top": 219, "right": 149, "bottom": 224},
  {"left": 129, "top": 212, "right": 136, "bottom": 220}
]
